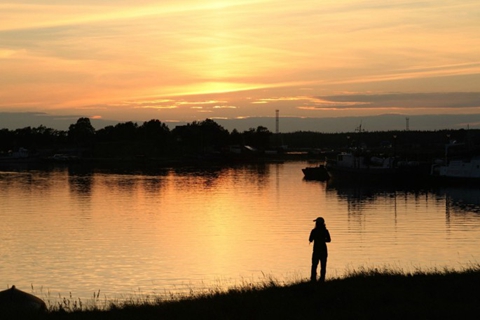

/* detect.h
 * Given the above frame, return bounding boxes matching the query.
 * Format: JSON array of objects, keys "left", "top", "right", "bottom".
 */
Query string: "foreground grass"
[{"left": 10, "top": 266, "right": 480, "bottom": 319}]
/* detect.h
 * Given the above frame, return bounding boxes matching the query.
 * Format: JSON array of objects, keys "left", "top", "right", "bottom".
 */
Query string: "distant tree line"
[
  {"left": 1, "top": 117, "right": 480, "bottom": 161},
  {"left": 0, "top": 118, "right": 273, "bottom": 159}
]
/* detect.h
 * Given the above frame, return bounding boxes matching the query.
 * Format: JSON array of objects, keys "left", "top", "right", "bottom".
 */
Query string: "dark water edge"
[
  {"left": 0, "top": 154, "right": 296, "bottom": 174},
  {"left": 5, "top": 267, "right": 480, "bottom": 320}
]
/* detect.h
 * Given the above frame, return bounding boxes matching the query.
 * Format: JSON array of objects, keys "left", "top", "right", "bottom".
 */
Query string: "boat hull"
[
  {"left": 302, "top": 165, "right": 330, "bottom": 181},
  {"left": 0, "top": 286, "right": 46, "bottom": 315}
]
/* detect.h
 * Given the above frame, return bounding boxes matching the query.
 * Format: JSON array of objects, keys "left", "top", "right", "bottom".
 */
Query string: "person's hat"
[{"left": 313, "top": 217, "right": 324, "bottom": 222}]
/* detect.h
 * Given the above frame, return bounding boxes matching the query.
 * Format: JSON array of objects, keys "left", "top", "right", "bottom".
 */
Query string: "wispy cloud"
[
  {"left": 0, "top": 1, "right": 273, "bottom": 32},
  {"left": 213, "top": 105, "right": 237, "bottom": 109},
  {"left": 307, "top": 92, "right": 480, "bottom": 111},
  {"left": 253, "top": 96, "right": 369, "bottom": 109}
]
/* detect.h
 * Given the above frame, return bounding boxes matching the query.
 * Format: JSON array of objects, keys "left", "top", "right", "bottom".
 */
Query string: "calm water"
[{"left": 1, "top": 161, "right": 479, "bottom": 303}]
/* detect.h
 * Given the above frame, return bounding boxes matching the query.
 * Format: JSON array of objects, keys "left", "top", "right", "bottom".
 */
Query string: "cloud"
[
  {"left": 213, "top": 105, "right": 237, "bottom": 109},
  {"left": 313, "top": 92, "right": 480, "bottom": 110},
  {"left": 0, "top": 1, "right": 273, "bottom": 32}
]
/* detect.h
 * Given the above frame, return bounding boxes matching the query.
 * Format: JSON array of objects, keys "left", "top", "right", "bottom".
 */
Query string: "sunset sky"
[{"left": 1, "top": 0, "right": 480, "bottom": 131}]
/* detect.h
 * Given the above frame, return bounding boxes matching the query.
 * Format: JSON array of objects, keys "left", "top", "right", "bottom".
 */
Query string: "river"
[{"left": 1, "top": 161, "right": 479, "bottom": 304}]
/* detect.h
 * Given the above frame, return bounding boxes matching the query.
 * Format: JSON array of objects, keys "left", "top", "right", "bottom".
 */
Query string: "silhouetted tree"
[
  {"left": 229, "top": 129, "right": 243, "bottom": 145},
  {"left": 197, "top": 119, "right": 229, "bottom": 151},
  {"left": 242, "top": 126, "right": 272, "bottom": 150},
  {"left": 139, "top": 119, "right": 170, "bottom": 141},
  {"left": 138, "top": 119, "right": 172, "bottom": 156},
  {"left": 0, "top": 128, "right": 14, "bottom": 153},
  {"left": 68, "top": 118, "right": 95, "bottom": 146},
  {"left": 112, "top": 121, "right": 139, "bottom": 141},
  {"left": 95, "top": 125, "right": 116, "bottom": 142},
  {"left": 254, "top": 126, "right": 271, "bottom": 150},
  {"left": 172, "top": 119, "right": 229, "bottom": 153}
]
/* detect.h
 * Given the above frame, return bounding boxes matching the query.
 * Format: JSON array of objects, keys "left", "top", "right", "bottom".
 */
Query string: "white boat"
[
  {"left": 326, "top": 153, "right": 396, "bottom": 176},
  {"left": 326, "top": 152, "right": 425, "bottom": 180},
  {"left": 431, "top": 156, "right": 480, "bottom": 179}
]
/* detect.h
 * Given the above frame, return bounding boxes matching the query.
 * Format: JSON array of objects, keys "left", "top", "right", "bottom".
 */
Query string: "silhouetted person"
[{"left": 309, "top": 217, "right": 331, "bottom": 282}]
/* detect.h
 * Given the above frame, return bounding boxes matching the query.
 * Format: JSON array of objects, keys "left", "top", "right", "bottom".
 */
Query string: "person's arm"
[
  {"left": 309, "top": 229, "right": 314, "bottom": 243},
  {"left": 325, "top": 229, "right": 331, "bottom": 243}
]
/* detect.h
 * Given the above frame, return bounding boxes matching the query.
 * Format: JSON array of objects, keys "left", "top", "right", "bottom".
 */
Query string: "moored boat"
[
  {"left": 431, "top": 156, "right": 480, "bottom": 180},
  {"left": 302, "top": 164, "right": 330, "bottom": 181},
  {"left": 325, "top": 152, "right": 426, "bottom": 180},
  {"left": 326, "top": 153, "right": 395, "bottom": 176}
]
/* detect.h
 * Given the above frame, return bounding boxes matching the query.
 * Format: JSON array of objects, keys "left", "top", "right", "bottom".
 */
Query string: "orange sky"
[{"left": 1, "top": 0, "right": 480, "bottom": 128}]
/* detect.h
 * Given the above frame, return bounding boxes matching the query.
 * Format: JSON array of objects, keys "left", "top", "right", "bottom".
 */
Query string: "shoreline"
[{"left": 6, "top": 266, "right": 479, "bottom": 319}]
